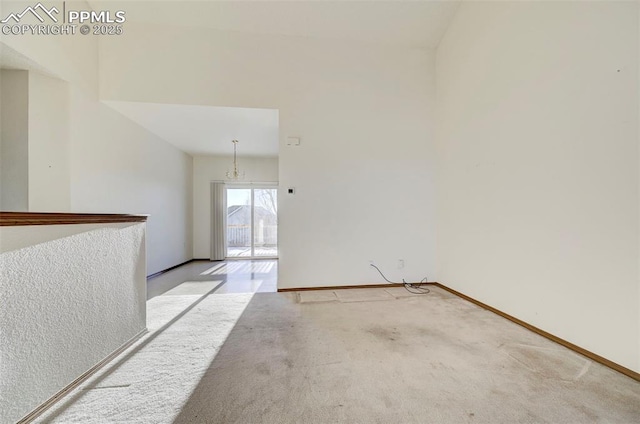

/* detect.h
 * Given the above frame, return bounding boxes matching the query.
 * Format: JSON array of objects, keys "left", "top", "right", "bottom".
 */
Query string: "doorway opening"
[{"left": 226, "top": 186, "right": 278, "bottom": 259}]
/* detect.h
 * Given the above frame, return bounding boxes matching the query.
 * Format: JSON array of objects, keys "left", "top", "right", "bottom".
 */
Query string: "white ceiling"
[
  {"left": 88, "top": 0, "right": 461, "bottom": 49},
  {"left": 106, "top": 102, "right": 279, "bottom": 157},
  {"left": 89, "top": 1, "right": 462, "bottom": 157}
]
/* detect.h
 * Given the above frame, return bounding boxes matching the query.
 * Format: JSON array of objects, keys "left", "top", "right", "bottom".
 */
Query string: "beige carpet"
[{"left": 36, "top": 286, "right": 640, "bottom": 423}]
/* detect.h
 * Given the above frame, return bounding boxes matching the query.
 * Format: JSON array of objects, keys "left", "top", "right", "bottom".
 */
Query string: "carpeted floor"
[{"left": 36, "top": 285, "right": 640, "bottom": 423}]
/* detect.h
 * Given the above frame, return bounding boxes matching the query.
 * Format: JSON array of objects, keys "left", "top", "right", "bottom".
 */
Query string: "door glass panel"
[
  {"left": 226, "top": 188, "right": 252, "bottom": 257},
  {"left": 253, "top": 188, "right": 278, "bottom": 257}
]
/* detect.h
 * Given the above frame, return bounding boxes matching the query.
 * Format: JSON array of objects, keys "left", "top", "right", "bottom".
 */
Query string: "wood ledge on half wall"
[{"left": 0, "top": 212, "right": 148, "bottom": 226}]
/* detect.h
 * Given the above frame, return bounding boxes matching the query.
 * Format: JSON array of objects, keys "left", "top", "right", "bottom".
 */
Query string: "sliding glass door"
[
  {"left": 226, "top": 188, "right": 252, "bottom": 257},
  {"left": 226, "top": 187, "right": 278, "bottom": 258},
  {"left": 253, "top": 188, "right": 278, "bottom": 257}
]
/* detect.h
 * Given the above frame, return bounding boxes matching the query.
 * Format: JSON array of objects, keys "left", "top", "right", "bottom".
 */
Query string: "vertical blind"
[{"left": 210, "top": 182, "right": 226, "bottom": 260}]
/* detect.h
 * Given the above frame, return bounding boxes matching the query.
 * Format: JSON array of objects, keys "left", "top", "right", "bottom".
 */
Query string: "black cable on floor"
[{"left": 370, "top": 263, "right": 430, "bottom": 294}]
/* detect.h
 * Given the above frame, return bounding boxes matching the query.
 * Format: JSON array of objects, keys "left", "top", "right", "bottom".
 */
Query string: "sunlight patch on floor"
[
  {"left": 36, "top": 292, "right": 257, "bottom": 423},
  {"left": 205, "top": 261, "right": 275, "bottom": 275},
  {"left": 199, "top": 263, "right": 226, "bottom": 275}
]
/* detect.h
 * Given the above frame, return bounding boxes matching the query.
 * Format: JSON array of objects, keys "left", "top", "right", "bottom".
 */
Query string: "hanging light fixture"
[{"left": 226, "top": 139, "right": 245, "bottom": 180}]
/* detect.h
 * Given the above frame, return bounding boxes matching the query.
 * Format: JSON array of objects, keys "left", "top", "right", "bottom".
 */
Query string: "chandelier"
[{"left": 226, "top": 139, "right": 245, "bottom": 180}]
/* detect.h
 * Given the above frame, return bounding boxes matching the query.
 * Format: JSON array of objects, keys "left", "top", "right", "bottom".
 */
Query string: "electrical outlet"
[{"left": 398, "top": 259, "right": 405, "bottom": 269}]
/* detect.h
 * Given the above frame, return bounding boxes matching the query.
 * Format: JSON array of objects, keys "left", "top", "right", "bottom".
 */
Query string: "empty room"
[{"left": 0, "top": 0, "right": 639, "bottom": 423}]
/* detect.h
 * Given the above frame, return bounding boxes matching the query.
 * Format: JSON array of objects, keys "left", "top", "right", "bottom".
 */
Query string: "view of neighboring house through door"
[{"left": 226, "top": 186, "right": 278, "bottom": 258}]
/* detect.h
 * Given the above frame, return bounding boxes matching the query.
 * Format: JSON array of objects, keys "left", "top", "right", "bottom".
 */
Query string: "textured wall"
[{"left": 0, "top": 222, "right": 147, "bottom": 423}]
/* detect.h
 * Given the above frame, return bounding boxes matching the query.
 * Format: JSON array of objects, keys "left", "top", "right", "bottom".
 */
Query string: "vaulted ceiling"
[
  {"left": 86, "top": 1, "right": 461, "bottom": 157},
  {"left": 88, "top": 0, "right": 461, "bottom": 49}
]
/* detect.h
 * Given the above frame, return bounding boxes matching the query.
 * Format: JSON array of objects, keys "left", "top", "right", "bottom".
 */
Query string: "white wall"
[
  {"left": 1, "top": 1, "right": 194, "bottom": 274},
  {"left": 70, "top": 87, "right": 193, "bottom": 274},
  {"left": 436, "top": 1, "right": 639, "bottom": 372},
  {"left": 0, "top": 70, "right": 28, "bottom": 211},
  {"left": 0, "top": 222, "right": 146, "bottom": 423},
  {"left": 28, "top": 71, "right": 71, "bottom": 211},
  {"left": 192, "top": 155, "right": 278, "bottom": 259},
  {"left": 100, "top": 25, "right": 437, "bottom": 287},
  {"left": 1, "top": 69, "right": 73, "bottom": 213},
  {"left": 1, "top": 1, "right": 98, "bottom": 95}
]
